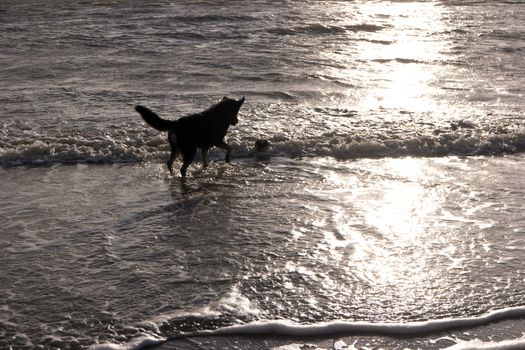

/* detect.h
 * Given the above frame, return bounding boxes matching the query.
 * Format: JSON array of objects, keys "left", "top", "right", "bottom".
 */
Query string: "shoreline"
[{"left": 132, "top": 316, "right": 525, "bottom": 350}]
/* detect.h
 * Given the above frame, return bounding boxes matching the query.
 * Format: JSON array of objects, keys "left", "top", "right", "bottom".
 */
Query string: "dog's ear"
[
  {"left": 239, "top": 97, "right": 245, "bottom": 105},
  {"left": 222, "top": 96, "right": 228, "bottom": 101}
]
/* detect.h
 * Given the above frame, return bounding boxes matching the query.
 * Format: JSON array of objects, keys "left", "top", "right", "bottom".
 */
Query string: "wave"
[
  {"left": 183, "top": 307, "right": 525, "bottom": 338},
  {"left": 92, "top": 335, "right": 525, "bottom": 350},
  {"left": 170, "top": 14, "right": 258, "bottom": 23},
  {"left": 267, "top": 23, "right": 386, "bottom": 36},
  {"left": 372, "top": 57, "right": 428, "bottom": 64},
  {"left": 358, "top": 38, "right": 394, "bottom": 45},
  {"left": 442, "top": 1, "right": 525, "bottom": 6},
  {"left": 1, "top": 122, "right": 525, "bottom": 167},
  {"left": 91, "top": 306, "right": 525, "bottom": 350},
  {"left": 346, "top": 23, "right": 387, "bottom": 32},
  {"left": 0, "top": 137, "right": 155, "bottom": 166},
  {"left": 267, "top": 24, "right": 345, "bottom": 36},
  {"left": 448, "top": 337, "right": 525, "bottom": 350}
]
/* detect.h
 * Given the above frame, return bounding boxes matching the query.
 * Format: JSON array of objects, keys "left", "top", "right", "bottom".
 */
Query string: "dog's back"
[{"left": 174, "top": 97, "right": 243, "bottom": 149}]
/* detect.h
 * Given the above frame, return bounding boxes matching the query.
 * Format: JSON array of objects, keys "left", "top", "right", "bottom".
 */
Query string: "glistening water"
[{"left": 1, "top": 1, "right": 524, "bottom": 349}]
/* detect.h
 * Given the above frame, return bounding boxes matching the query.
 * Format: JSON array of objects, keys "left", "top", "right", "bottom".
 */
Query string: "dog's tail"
[{"left": 135, "top": 105, "right": 177, "bottom": 132}]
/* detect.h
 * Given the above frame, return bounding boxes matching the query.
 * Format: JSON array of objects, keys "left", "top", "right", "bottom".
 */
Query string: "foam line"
[
  {"left": 1, "top": 127, "right": 525, "bottom": 166},
  {"left": 175, "top": 306, "right": 525, "bottom": 338},
  {"left": 91, "top": 336, "right": 164, "bottom": 350},
  {"left": 445, "top": 337, "right": 525, "bottom": 350}
]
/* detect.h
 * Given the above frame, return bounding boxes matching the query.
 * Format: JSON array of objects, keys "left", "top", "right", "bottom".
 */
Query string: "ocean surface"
[{"left": 1, "top": 0, "right": 524, "bottom": 349}]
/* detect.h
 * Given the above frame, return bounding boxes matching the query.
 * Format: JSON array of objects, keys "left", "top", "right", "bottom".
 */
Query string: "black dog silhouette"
[{"left": 135, "top": 97, "right": 244, "bottom": 176}]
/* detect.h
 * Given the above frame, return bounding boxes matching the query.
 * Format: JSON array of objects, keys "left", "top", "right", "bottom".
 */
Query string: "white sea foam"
[
  {"left": 92, "top": 307, "right": 525, "bottom": 350},
  {"left": 144, "top": 285, "right": 261, "bottom": 327},
  {"left": 1, "top": 125, "right": 524, "bottom": 166},
  {"left": 445, "top": 337, "right": 525, "bottom": 350},
  {"left": 90, "top": 336, "right": 164, "bottom": 350},
  {"left": 213, "top": 285, "right": 261, "bottom": 317},
  {"left": 92, "top": 336, "right": 525, "bottom": 350},
  {"left": 177, "top": 307, "right": 525, "bottom": 338}
]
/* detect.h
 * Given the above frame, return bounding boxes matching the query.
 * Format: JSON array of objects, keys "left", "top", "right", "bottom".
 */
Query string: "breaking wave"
[
  {"left": 1, "top": 118, "right": 525, "bottom": 166},
  {"left": 182, "top": 306, "right": 525, "bottom": 338},
  {"left": 91, "top": 306, "right": 525, "bottom": 350}
]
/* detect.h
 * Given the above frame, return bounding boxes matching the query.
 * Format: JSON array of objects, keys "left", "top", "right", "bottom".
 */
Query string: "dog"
[{"left": 135, "top": 96, "right": 244, "bottom": 177}]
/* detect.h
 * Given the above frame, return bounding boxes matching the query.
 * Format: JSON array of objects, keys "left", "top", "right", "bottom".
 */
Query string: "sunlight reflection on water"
[
  {"left": 2, "top": 156, "right": 525, "bottom": 348},
  {"left": 307, "top": 156, "right": 506, "bottom": 310},
  {"left": 323, "top": 2, "right": 453, "bottom": 114}
]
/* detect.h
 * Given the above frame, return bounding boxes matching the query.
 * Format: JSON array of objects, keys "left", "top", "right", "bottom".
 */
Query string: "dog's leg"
[
  {"left": 167, "top": 132, "right": 179, "bottom": 174},
  {"left": 180, "top": 162, "right": 189, "bottom": 177},
  {"left": 201, "top": 148, "right": 210, "bottom": 168},
  {"left": 180, "top": 147, "right": 196, "bottom": 177},
  {"left": 167, "top": 150, "right": 178, "bottom": 174},
  {"left": 217, "top": 140, "right": 232, "bottom": 163}
]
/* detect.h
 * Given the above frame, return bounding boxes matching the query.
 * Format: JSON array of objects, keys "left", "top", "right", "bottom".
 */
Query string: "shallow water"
[
  {"left": 1, "top": 0, "right": 525, "bottom": 349},
  {"left": 2, "top": 156, "right": 525, "bottom": 349}
]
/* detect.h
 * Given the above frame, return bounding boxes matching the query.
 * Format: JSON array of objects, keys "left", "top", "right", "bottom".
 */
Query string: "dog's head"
[{"left": 220, "top": 96, "right": 245, "bottom": 126}]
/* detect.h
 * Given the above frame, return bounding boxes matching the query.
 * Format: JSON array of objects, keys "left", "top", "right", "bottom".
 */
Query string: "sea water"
[{"left": 1, "top": 1, "right": 524, "bottom": 349}]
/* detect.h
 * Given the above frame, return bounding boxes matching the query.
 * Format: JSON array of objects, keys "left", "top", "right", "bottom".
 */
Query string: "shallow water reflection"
[
  {"left": 316, "top": 2, "right": 451, "bottom": 115},
  {"left": 299, "top": 156, "right": 525, "bottom": 320},
  {"left": 2, "top": 156, "right": 525, "bottom": 348}
]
